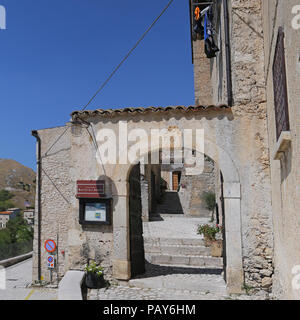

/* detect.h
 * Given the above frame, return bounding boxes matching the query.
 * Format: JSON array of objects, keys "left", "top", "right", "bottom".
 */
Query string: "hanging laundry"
[
  {"left": 194, "top": 6, "right": 200, "bottom": 21},
  {"left": 203, "top": 10, "right": 219, "bottom": 58},
  {"left": 193, "top": 6, "right": 203, "bottom": 35}
]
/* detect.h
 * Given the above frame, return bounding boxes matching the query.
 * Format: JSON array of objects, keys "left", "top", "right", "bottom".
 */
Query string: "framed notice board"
[{"left": 79, "top": 198, "right": 112, "bottom": 225}]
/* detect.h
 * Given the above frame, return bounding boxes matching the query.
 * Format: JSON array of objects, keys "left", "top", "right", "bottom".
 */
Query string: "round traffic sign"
[{"left": 44, "top": 239, "right": 57, "bottom": 253}]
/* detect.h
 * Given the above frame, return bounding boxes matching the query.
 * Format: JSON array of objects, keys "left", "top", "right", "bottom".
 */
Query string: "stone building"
[
  {"left": 23, "top": 209, "right": 35, "bottom": 225},
  {"left": 0, "top": 208, "right": 19, "bottom": 229},
  {"left": 262, "top": 0, "right": 300, "bottom": 299},
  {"left": 31, "top": 0, "right": 299, "bottom": 298}
]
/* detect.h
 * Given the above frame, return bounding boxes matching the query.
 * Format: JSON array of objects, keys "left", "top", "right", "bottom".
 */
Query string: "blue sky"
[{"left": 0, "top": 0, "right": 194, "bottom": 169}]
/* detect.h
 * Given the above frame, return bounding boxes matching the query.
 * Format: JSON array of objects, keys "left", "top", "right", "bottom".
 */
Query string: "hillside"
[{"left": 0, "top": 159, "right": 36, "bottom": 209}]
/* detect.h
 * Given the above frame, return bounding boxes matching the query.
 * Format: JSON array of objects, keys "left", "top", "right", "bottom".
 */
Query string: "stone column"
[
  {"left": 140, "top": 164, "right": 149, "bottom": 222},
  {"left": 112, "top": 179, "right": 131, "bottom": 280},
  {"left": 223, "top": 182, "right": 244, "bottom": 294}
]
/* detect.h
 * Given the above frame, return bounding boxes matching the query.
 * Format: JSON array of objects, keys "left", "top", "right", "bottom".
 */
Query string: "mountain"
[{"left": 0, "top": 159, "right": 36, "bottom": 209}]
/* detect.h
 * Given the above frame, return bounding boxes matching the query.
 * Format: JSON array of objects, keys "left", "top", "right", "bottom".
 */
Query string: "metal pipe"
[
  {"left": 31, "top": 130, "right": 42, "bottom": 281},
  {"left": 223, "top": 0, "right": 233, "bottom": 106}
]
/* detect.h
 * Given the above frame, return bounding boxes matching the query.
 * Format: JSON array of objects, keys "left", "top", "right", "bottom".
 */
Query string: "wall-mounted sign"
[
  {"left": 47, "top": 254, "right": 55, "bottom": 269},
  {"left": 76, "top": 180, "right": 105, "bottom": 198},
  {"left": 79, "top": 198, "right": 112, "bottom": 225},
  {"left": 44, "top": 239, "right": 57, "bottom": 253}
]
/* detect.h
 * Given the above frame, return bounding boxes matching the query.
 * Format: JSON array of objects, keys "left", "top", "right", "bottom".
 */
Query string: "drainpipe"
[
  {"left": 223, "top": 0, "right": 233, "bottom": 107},
  {"left": 31, "top": 130, "right": 42, "bottom": 281}
]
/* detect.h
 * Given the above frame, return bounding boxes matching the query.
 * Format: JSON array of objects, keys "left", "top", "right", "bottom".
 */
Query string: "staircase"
[
  {"left": 128, "top": 235, "right": 226, "bottom": 295},
  {"left": 127, "top": 216, "right": 227, "bottom": 295},
  {"left": 143, "top": 236, "right": 223, "bottom": 269},
  {"left": 155, "top": 191, "right": 184, "bottom": 215}
]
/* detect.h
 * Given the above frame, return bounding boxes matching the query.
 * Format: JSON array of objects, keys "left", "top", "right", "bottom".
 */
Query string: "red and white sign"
[
  {"left": 44, "top": 239, "right": 57, "bottom": 253},
  {"left": 47, "top": 254, "right": 55, "bottom": 269},
  {"left": 76, "top": 180, "right": 105, "bottom": 198}
]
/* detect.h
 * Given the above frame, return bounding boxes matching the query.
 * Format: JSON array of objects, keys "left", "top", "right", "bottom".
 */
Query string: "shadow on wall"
[{"left": 280, "top": 144, "right": 292, "bottom": 183}]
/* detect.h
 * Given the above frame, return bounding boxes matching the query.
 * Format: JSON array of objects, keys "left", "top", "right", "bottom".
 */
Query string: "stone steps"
[
  {"left": 146, "top": 254, "right": 223, "bottom": 268},
  {"left": 144, "top": 244, "right": 211, "bottom": 256},
  {"left": 144, "top": 237, "right": 205, "bottom": 247}
]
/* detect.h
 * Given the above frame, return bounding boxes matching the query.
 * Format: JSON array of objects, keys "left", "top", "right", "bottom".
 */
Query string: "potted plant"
[
  {"left": 197, "top": 224, "right": 223, "bottom": 257},
  {"left": 84, "top": 260, "right": 105, "bottom": 289},
  {"left": 210, "top": 231, "right": 223, "bottom": 257}
]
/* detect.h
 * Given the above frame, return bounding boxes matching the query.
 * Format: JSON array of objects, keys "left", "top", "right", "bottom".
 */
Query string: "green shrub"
[
  {"left": 202, "top": 191, "right": 216, "bottom": 212},
  {"left": 197, "top": 224, "right": 222, "bottom": 240}
]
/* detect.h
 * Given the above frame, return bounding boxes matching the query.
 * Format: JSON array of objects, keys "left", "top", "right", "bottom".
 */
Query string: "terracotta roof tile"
[{"left": 71, "top": 104, "right": 229, "bottom": 119}]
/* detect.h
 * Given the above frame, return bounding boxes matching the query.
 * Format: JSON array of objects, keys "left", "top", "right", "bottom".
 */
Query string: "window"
[{"left": 272, "top": 27, "right": 290, "bottom": 140}]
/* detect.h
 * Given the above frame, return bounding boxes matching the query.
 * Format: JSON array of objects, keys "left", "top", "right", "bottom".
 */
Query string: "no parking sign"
[
  {"left": 45, "top": 240, "right": 56, "bottom": 269},
  {"left": 44, "top": 239, "right": 56, "bottom": 253},
  {"left": 47, "top": 254, "right": 55, "bottom": 269}
]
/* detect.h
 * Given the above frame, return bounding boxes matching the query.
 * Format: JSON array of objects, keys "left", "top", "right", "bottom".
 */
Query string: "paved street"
[
  {"left": 0, "top": 258, "right": 57, "bottom": 300},
  {"left": 89, "top": 285, "right": 269, "bottom": 300}
]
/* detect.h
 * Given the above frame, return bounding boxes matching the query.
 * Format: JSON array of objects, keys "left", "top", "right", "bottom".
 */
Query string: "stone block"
[
  {"left": 223, "top": 183, "right": 241, "bottom": 199},
  {"left": 58, "top": 270, "right": 85, "bottom": 300},
  {"left": 112, "top": 259, "right": 131, "bottom": 280}
]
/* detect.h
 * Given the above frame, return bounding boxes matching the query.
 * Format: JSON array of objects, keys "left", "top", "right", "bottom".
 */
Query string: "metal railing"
[{"left": 0, "top": 241, "right": 33, "bottom": 261}]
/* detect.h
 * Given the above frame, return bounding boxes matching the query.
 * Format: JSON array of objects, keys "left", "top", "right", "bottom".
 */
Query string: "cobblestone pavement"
[
  {"left": 88, "top": 284, "right": 269, "bottom": 300},
  {"left": 0, "top": 259, "right": 58, "bottom": 300}
]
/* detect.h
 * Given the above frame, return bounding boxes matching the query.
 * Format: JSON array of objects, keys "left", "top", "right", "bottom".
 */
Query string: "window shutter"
[{"left": 272, "top": 27, "right": 290, "bottom": 140}]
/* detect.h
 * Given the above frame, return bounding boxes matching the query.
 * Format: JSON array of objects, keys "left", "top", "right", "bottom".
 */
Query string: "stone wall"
[
  {"left": 69, "top": 125, "right": 114, "bottom": 281},
  {"left": 193, "top": 40, "right": 213, "bottom": 105},
  {"left": 262, "top": 0, "right": 300, "bottom": 299},
  {"left": 32, "top": 125, "right": 72, "bottom": 284},
  {"left": 193, "top": 0, "right": 274, "bottom": 290},
  {"left": 32, "top": 125, "right": 114, "bottom": 284}
]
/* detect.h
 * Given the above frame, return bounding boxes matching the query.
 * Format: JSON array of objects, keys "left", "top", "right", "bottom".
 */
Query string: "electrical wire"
[
  {"left": 81, "top": 0, "right": 175, "bottom": 111},
  {"left": 39, "top": 0, "right": 175, "bottom": 159}
]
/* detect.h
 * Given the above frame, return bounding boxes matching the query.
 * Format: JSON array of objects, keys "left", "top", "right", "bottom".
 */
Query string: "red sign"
[
  {"left": 76, "top": 180, "right": 105, "bottom": 198},
  {"left": 44, "top": 239, "right": 57, "bottom": 253}
]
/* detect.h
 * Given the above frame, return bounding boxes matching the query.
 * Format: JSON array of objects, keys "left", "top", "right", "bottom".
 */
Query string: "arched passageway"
[{"left": 123, "top": 141, "right": 242, "bottom": 294}]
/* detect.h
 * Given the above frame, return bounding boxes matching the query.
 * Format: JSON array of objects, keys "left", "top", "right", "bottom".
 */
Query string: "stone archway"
[{"left": 113, "top": 138, "right": 243, "bottom": 294}]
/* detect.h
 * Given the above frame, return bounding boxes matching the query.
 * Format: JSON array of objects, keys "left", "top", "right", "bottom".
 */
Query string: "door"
[
  {"left": 172, "top": 171, "right": 181, "bottom": 191},
  {"left": 129, "top": 164, "right": 145, "bottom": 277}
]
